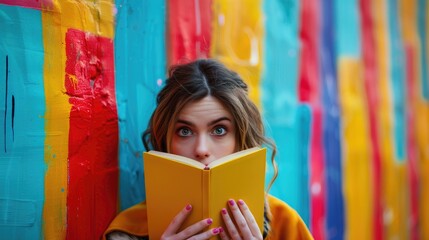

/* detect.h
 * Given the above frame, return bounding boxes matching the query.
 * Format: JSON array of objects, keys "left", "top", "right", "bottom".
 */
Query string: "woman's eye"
[
  {"left": 177, "top": 127, "right": 193, "bottom": 137},
  {"left": 212, "top": 126, "right": 227, "bottom": 136}
]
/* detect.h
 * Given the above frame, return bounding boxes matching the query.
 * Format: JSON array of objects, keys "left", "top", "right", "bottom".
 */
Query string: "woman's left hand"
[{"left": 219, "top": 199, "right": 263, "bottom": 240}]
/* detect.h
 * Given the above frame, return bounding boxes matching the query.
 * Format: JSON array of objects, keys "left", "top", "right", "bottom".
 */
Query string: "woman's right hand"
[{"left": 161, "top": 204, "right": 222, "bottom": 240}]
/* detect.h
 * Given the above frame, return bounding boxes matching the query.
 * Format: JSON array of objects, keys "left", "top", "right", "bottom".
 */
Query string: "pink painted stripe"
[
  {"left": 298, "top": 0, "right": 326, "bottom": 239},
  {"left": 405, "top": 45, "right": 419, "bottom": 240},
  {"left": 167, "top": 0, "right": 212, "bottom": 65},
  {"left": 359, "top": 0, "right": 383, "bottom": 239}
]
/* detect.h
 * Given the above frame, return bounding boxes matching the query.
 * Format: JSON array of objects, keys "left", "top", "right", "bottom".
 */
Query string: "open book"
[{"left": 144, "top": 147, "right": 266, "bottom": 239}]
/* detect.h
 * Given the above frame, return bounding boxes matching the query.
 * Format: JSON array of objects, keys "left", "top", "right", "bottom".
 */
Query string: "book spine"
[{"left": 202, "top": 169, "right": 210, "bottom": 219}]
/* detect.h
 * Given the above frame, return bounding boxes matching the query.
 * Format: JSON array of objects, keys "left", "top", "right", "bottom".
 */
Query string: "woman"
[{"left": 104, "top": 59, "right": 313, "bottom": 239}]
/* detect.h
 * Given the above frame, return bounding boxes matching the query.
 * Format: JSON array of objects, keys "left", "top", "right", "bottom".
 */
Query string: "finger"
[
  {"left": 218, "top": 227, "right": 230, "bottom": 240},
  {"left": 237, "top": 199, "right": 262, "bottom": 237},
  {"left": 228, "top": 199, "right": 253, "bottom": 239},
  {"left": 187, "top": 227, "right": 222, "bottom": 240},
  {"left": 175, "top": 218, "right": 213, "bottom": 239},
  {"left": 221, "top": 206, "right": 241, "bottom": 240},
  {"left": 163, "top": 204, "right": 193, "bottom": 235}
]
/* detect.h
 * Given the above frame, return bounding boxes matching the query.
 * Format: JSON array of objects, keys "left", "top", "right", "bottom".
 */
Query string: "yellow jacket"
[{"left": 103, "top": 195, "right": 313, "bottom": 240}]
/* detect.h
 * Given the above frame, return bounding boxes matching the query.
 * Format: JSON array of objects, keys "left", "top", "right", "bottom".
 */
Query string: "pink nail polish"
[
  {"left": 228, "top": 200, "right": 235, "bottom": 206},
  {"left": 186, "top": 204, "right": 192, "bottom": 211},
  {"left": 221, "top": 208, "right": 227, "bottom": 214},
  {"left": 206, "top": 218, "right": 213, "bottom": 224},
  {"left": 212, "top": 228, "right": 219, "bottom": 234},
  {"left": 238, "top": 199, "right": 244, "bottom": 206},
  {"left": 218, "top": 227, "right": 223, "bottom": 233}
]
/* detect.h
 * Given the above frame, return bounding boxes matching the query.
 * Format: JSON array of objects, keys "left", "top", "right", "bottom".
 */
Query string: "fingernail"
[
  {"left": 212, "top": 228, "right": 220, "bottom": 234},
  {"left": 228, "top": 200, "right": 235, "bottom": 206},
  {"left": 186, "top": 204, "right": 192, "bottom": 211},
  {"left": 221, "top": 208, "right": 227, "bottom": 215},
  {"left": 218, "top": 227, "right": 223, "bottom": 233},
  {"left": 206, "top": 218, "right": 213, "bottom": 224},
  {"left": 238, "top": 199, "right": 244, "bottom": 206}
]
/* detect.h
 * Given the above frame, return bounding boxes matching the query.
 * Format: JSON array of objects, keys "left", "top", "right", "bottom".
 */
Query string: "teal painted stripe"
[
  {"left": 387, "top": 0, "right": 407, "bottom": 161},
  {"left": 114, "top": 0, "right": 167, "bottom": 210},
  {"left": 418, "top": 0, "right": 428, "bottom": 100},
  {"left": 334, "top": 0, "right": 361, "bottom": 57},
  {"left": 262, "top": 0, "right": 310, "bottom": 226},
  {"left": 0, "top": 5, "right": 45, "bottom": 239}
]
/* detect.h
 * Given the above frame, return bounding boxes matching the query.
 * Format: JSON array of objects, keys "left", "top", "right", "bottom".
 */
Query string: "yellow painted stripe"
[
  {"left": 61, "top": 0, "right": 115, "bottom": 38},
  {"left": 210, "top": 0, "right": 263, "bottom": 107},
  {"left": 41, "top": 1, "right": 69, "bottom": 238},
  {"left": 337, "top": 58, "right": 373, "bottom": 240},
  {"left": 41, "top": 1, "right": 115, "bottom": 238}
]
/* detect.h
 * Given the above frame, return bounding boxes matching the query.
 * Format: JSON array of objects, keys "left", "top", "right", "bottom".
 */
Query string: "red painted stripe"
[
  {"left": 0, "top": 0, "right": 53, "bottom": 9},
  {"left": 405, "top": 45, "right": 419, "bottom": 240},
  {"left": 359, "top": 0, "right": 383, "bottom": 239},
  {"left": 168, "top": 0, "right": 212, "bottom": 65},
  {"left": 64, "top": 28, "right": 119, "bottom": 240},
  {"left": 298, "top": 0, "right": 326, "bottom": 239}
]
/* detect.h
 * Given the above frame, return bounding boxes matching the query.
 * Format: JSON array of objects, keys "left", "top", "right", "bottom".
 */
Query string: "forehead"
[{"left": 178, "top": 96, "right": 232, "bottom": 121}]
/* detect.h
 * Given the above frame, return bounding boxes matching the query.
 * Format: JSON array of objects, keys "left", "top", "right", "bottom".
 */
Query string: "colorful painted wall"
[{"left": 0, "top": 0, "right": 428, "bottom": 239}]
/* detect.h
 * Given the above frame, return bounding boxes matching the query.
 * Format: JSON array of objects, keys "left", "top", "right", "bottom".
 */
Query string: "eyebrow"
[{"left": 176, "top": 117, "right": 232, "bottom": 127}]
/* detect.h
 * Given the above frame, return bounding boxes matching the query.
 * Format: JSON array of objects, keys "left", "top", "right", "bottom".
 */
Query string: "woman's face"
[{"left": 170, "top": 96, "right": 237, "bottom": 165}]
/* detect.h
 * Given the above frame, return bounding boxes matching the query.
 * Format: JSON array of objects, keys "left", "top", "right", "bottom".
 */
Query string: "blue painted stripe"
[
  {"left": 418, "top": 0, "right": 428, "bottom": 100},
  {"left": 334, "top": 0, "right": 361, "bottom": 57},
  {"left": 320, "top": 0, "right": 345, "bottom": 239},
  {"left": 114, "top": 0, "right": 167, "bottom": 210},
  {"left": 387, "top": 0, "right": 407, "bottom": 161},
  {"left": 0, "top": 5, "right": 45, "bottom": 239},
  {"left": 262, "top": 0, "right": 311, "bottom": 226}
]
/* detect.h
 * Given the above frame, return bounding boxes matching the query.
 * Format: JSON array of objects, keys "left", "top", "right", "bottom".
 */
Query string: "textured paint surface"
[
  {"left": 168, "top": 0, "right": 212, "bottom": 65},
  {"left": 211, "top": 0, "right": 263, "bottom": 107},
  {"left": 114, "top": 0, "right": 167, "bottom": 210},
  {"left": 0, "top": 5, "right": 45, "bottom": 239},
  {"left": 359, "top": 0, "right": 383, "bottom": 239},
  {"left": 261, "top": 0, "right": 311, "bottom": 226},
  {"left": 65, "top": 28, "right": 118, "bottom": 239},
  {"left": 320, "top": 0, "right": 344, "bottom": 238},
  {"left": 41, "top": 3, "right": 69, "bottom": 239},
  {"left": 1, "top": 1, "right": 429, "bottom": 239},
  {"left": 297, "top": 0, "right": 326, "bottom": 239}
]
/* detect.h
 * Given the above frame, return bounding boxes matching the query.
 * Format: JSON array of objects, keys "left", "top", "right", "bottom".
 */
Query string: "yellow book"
[{"left": 144, "top": 147, "right": 266, "bottom": 239}]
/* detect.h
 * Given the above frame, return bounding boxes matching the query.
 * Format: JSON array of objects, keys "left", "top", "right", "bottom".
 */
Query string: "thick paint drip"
[{"left": 64, "top": 28, "right": 118, "bottom": 240}]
